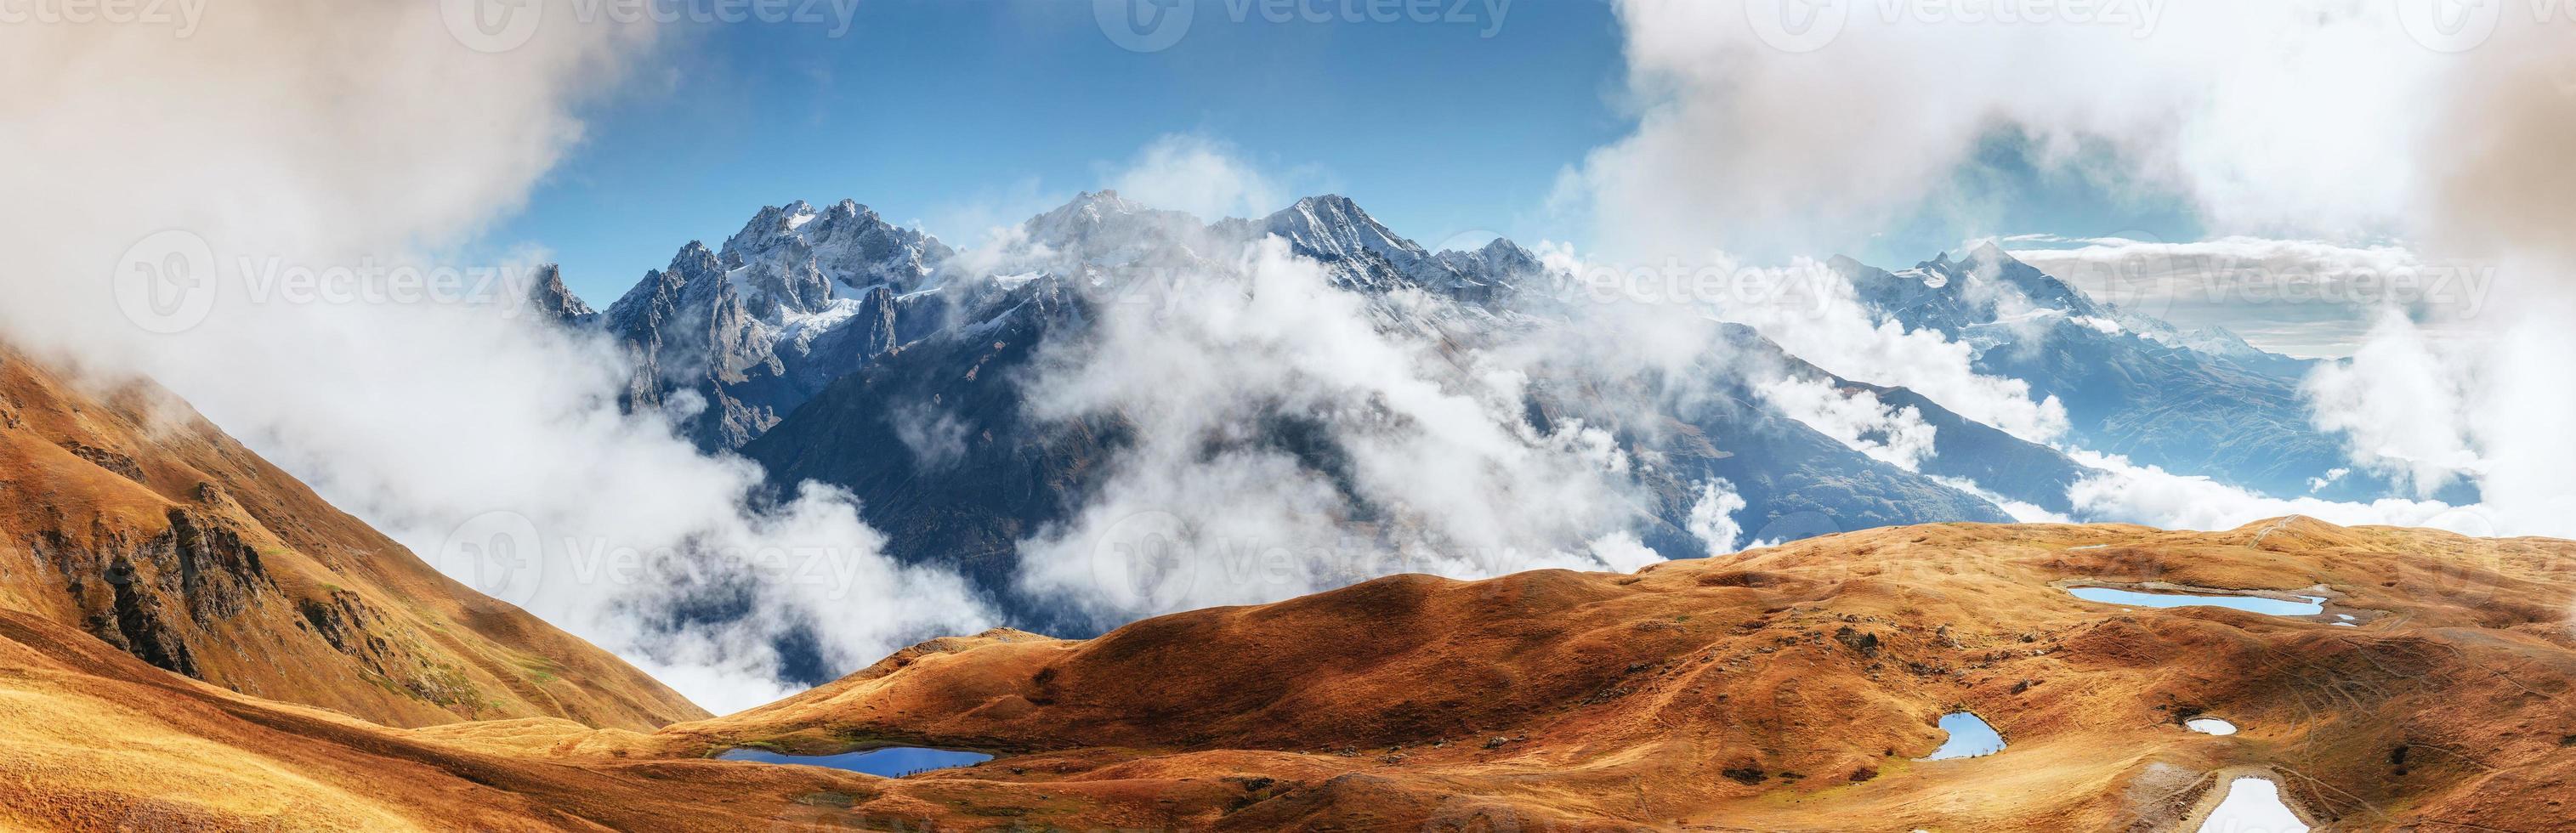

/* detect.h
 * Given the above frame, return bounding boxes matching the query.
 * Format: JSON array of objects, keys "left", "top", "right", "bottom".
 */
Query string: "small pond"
[
  {"left": 2185, "top": 717, "right": 2238, "bottom": 736},
  {"left": 2197, "top": 776, "right": 2307, "bottom": 833},
  {"left": 2064, "top": 586, "right": 2324, "bottom": 617},
  {"left": 1918, "top": 711, "right": 2006, "bottom": 761},
  {"left": 716, "top": 746, "right": 995, "bottom": 777}
]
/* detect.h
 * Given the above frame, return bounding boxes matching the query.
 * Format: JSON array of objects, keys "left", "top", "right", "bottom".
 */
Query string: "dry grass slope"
[
  {"left": 653, "top": 519, "right": 2576, "bottom": 831},
  {"left": 0, "top": 346, "right": 704, "bottom": 730}
]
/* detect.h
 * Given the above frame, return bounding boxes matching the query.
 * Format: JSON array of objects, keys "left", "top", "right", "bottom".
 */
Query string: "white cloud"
[
  {"left": 1586, "top": 531, "right": 1664, "bottom": 573},
  {"left": 2007, "top": 235, "right": 2494, "bottom": 356},
  {"left": 1574, "top": 0, "right": 2576, "bottom": 541},
  {"left": 1567, "top": 3, "right": 2450, "bottom": 263},
  {"left": 1756, "top": 375, "right": 1938, "bottom": 471},
  {"left": 890, "top": 401, "right": 972, "bottom": 471},
  {"left": 1013, "top": 237, "right": 1653, "bottom": 627},
  {"left": 1716, "top": 261, "right": 2072, "bottom": 444},
  {"left": 1685, "top": 478, "right": 1750, "bottom": 556},
  {"left": 2066, "top": 450, "right": 2477, "bottom": 535},
  {"left": 2301, "top": 311, "right": 2488, "bottom": 496},
  {"left": 1104, "top": 133, "right": 1292, "bottom": 222},
  {"left": 1930, "top": 476, "right": 2068, "bottom": 524}
]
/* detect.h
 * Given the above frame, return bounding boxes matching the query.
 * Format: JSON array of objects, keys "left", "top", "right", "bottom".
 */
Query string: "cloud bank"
[
  {"left": 1012, "top": 233, "right": 1652, "bottom": 627},
  {"left": 1562, "top": 0, "right": 2576, "bottom": 539}
]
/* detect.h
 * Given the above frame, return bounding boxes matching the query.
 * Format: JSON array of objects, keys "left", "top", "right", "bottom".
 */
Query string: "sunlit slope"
[
  {"left": 661, "top": 518, "right": 2576, "bottom": 831},
  {"left": 0, "top": 346, "right": 705, "bottom": 730}
]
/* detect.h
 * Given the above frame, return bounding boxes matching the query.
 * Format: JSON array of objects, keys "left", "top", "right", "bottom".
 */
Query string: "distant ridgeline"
[{"left": 530, "top": 191, "right": 2433, "bottom": 643}]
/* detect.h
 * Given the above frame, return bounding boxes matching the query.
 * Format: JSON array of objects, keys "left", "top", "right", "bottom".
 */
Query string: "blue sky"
[
  {"left": 487, "top": 1, "right": 1632, "bottom": 303},
  {"left": 480, "top": 1, "right": 2203, "bottom": 306}
]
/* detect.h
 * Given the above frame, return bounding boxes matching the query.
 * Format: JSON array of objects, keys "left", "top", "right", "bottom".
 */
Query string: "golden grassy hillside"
[
  {"left": 642, "top": 518, "right": 2576, "bottom": 831},
  {"left": 0, "top": 346, "right": 704, "bottom": 730},
  {"left": 0, "top": 607, "right": 888, "bottom": 830}
]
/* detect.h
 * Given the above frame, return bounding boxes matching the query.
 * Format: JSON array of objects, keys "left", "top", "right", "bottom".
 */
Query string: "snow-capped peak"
[
  {"left": 1025, "top": 190, "right": 1182, "bottom": 235},
  {"left": 1258, "top": 194, "right": 1427, "bottom": 269},
  {"left": 1019, "top": 190, "right": 1209, "bottom": 266},
  {"left": 713, "top": 199, "right": 952, "bottom": 302}
]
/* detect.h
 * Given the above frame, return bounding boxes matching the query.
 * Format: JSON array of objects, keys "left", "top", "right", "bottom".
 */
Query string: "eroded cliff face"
[
  {"left": 0, "top": 346, "right": 706, "bottom": 730},
  {"left": 35, "top": 507, "right": 273, "bottom": 678}
]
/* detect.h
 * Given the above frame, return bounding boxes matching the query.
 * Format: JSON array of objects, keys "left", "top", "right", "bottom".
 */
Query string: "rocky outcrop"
[
  {"left": 56, "top": 442, "right": 145, "bottom": 484},
  {"left": 520, "top": 264, "right": 597, "bottom": 326},
  {"left": 591, "top": 201, "right": 945, "bottom": 450},
  {"left": 35, "top": 509, "right": 271, "bottom": 677}
]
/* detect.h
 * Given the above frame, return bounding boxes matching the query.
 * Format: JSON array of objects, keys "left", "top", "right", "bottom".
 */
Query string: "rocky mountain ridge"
[{"left": 540, "top": 192, "right": 2430, "bottom": 643}]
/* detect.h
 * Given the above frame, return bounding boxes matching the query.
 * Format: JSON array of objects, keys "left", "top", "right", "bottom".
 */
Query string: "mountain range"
[
  {"left": 0, "top": 214, "right": 2559, "bottom": 830},
  {"left": 538, "top": 191, "right": 2423, "bottom": 644}
]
